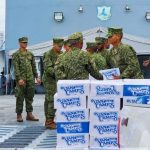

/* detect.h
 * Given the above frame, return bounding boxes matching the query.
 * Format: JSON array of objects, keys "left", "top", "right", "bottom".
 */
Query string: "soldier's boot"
[
  {"left": 45, "top": 119, "right": 56, "bottom": 130},
  {"left": 17, "top": 114, "right": 23, "bottom": 122},
  {"left": 26, "top": 112, "right": 39, "bottom": 121}
]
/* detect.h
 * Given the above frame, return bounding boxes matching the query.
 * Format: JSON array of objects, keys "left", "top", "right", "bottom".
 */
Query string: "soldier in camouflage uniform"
[
  {"left": 54, "top": 32, "right": 102, "bottom": 80},
  {"left": 86, "top": 42, "right": 97, "bottom": 55},
  {"left": 86, "top": 42, "right": 107, "bottom": 73},
  {"left": 95, "top": 37, "right": 110, "bottom": 50},
  {"left": 107, "top": 28, "right": 144, "bottom": 125},
  {"left": 42, "top": 38, "right": 64, "bottom": 129},
  {"left": 54, "top": 40, "right": 72, "bottom": 79},
  {"left": 64, "top": 39, "right": 71, "bottom": 52},
  {"left": 95, "top": 37, "right": 110, "bottom": 68},
  {"left": 12, "top": 37, "right": 41, "bottom": 122},
  {"left": 107, "top": 27, "right": 144, "bottom": 79}
]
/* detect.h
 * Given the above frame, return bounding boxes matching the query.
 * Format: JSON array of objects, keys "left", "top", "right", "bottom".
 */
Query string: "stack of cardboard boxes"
[
  {"left": 89, "top": 80, "right": 123, "bottom": 149},
  {"left": 55, "top": 80, "right": 123, "bottom": 149},
  {"left": 55, "top": 80, "right": 90, "bottom": 149}
]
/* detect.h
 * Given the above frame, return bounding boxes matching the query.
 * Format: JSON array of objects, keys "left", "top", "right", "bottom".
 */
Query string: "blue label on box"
[
  {"left": 95, "top": 137, "right": 118, "bottom": 148},
  {"left": 61, "top": 135, "right": 86, "bottom": 146},
  {"left": 94, "top": 111, "right": 118, "bottom": 122},
  {"left": 61, "top": 110, "right": 86, "bottom": 121},
  {"left": 123, "top": 85, "right": 150, "bottom": 96},
  {"left": 91, "top": 99, "right": 115, "bottom": 109},
  {"left": 96, "top": 86, "right": 120, "bottom": 96},
  {"left": 126, "top": 96, "right": 150, "bottom": 104},
  {"left": 57, "top": 122, "right": 89, "bottom": 134},
  {"left": 94, "top": 124, "right": 118, "bottom": 135},
  {"left": 60, "top": 85, "right": 85, "bottom": 96},
  {"left": 57, "top": 97, "right": 81, "bottom": 108}
]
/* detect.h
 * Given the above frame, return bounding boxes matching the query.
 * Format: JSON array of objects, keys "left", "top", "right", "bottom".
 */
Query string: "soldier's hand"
[
  {"left": 113, "top": 75, "right": 120, "bottom": 80},
  {"left": 18, "top": 79, "right": 25, "bottom": 86},
  {"left": 36, "top": 78, "right": 41, "bottom": 85},
  {"left": 143, "top": 60, "right": 150, "bottom": 67}
]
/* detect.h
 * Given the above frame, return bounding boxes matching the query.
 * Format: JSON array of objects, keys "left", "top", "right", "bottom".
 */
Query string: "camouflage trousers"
[
  {"left": 43, "top": 78, "right": 56, "bottom": 120},
  {"left": 15, "top": 80, "right": 35, "bottom": 114}
]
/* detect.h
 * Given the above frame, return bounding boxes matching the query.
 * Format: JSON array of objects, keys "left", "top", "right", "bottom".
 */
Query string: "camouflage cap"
[
  {"left": 64, "top": 39, "right": 71, "bottom": 46},
  {"left": 86, "top": 42, "right": 97, "bottom": 49},
  {"left": 18, "top": 37, "right": 28, "bottom": 43},
  {"left": 107, "top": 27, "right": 123, "bottom": 37},
  {"left": 68, "top": 32, "right": 83, "bottom": 42},
  {"left": 53, "top": 38, "right": 64, "bottom": 46},
  {"left": 95, "top": 37, "right": 107, "bottom": 45}
]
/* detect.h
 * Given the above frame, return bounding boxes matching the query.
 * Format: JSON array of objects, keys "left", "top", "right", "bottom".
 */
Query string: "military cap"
[
  {"left": 68, "top": 32, "right": 83, "bottom": 42},
  {"left": 86, "top": 42, "right": 97, "bottom": 49},
  {"left": 107, "top": 27, "right": 123, "bottom": 37},
  {"left": 18, "top": 37, "right": 28, "bottom": 43},
  {"left": 64, "top": 39, "right": 71, "bottom": 46},
  {"left": 53, "top": 38, "right": 64, "bottom": 46},
  {"left": 95, "top": 37, "right": 107, "bottom": 45}
]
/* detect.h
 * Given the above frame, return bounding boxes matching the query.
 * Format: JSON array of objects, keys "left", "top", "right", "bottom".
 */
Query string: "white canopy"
[{"left": 8, "top": 27, "right": 150, "bottom": 57}]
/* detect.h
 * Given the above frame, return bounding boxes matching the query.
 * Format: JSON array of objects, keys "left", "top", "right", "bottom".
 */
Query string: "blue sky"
[{"left": 0, "top": 0, "right": 5, "bottom": 32}]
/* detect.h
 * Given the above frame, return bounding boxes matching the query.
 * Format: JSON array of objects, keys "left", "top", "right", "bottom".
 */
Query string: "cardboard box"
[
  {"left": 56, "top": 109, "right": 89, "bottom": 122},
  {"left": 123, "top": 84, "right": 150, "bottom": 97},
  {"left": 123, "top": 79, "right": 150, "bottom": 97},
  {"left": 100, "top": 68, "right": 120, "bottom": 80},
  {"left": 124, "top": 96, "right": 150, "bottom": 107},
  {"left": 88, "top": 96, "right": 120, "bottom": 111},
  {"left": 90, "top": 110, "right": 119, "bottom": 124},
  {"left": 57, "top": 122, "right": 89, "bottom": 134},
  {"left": 57, "top": 80, "right": 90, "bottom": 97},
  {"left": 54, "top": 93, "right": 87, "bottom": 109},
  {"left": 123, "top": 79, "right": 150, "bottom": 83},
  {"left": 90, "top": 123, "right": 119, "bottom": 136},
  {"left": 90, "top": 136, "right": 119, "bottom": 149},
  {"left": 90, "top": 80, "right": 123, "bottom": 98},
  {"left": 56, "top": 133, "right": 89, "bottom": 149}
]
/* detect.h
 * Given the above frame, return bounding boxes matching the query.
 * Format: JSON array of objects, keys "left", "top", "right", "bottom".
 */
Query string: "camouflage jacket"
[
  {"left": 54, "top": 47, "right": 101, "bottom": 80},
  {"left": 42, "top": 49, "right": 62, "bottom": 81},
  {"left": 99, "top": 49, "right": 110, "bottom": 68},
  {"left": 12, "top": 49, "right": 38, "bottom": 81},
  {"left": 109, "top": 43, "right": 144, "bottom": 79},
  {"left": 90, "top": 53, "right": 107, "bottom": 72}
]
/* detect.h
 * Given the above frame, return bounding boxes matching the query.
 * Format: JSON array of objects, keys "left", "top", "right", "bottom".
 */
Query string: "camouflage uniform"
[
  {"left": 95, "top": 37, "right": 110, "bottom": 68},
  {"left": 90, "top": 53, "right": 107, "bottom": 73},
  {"left": 12, "top": 48, "right": 38, "bottom": 114},
  {"left": 86, "top": 42, "right": 107, "bottom": 72},
  {"left": 107, "top": 27, "right": 144, "bottom": 79},
  {"left": 42, "top": 39, "right": 63, "bottom": 120},
  {"left": 100, "top": 50, "right": 110, "bottom": 65},
  {"left": 86, "top": 42, "right": 97, "bottom": 55},
  {"left": 55, "top": 47, "right": 101, "bottom": 80},
  {"left": 109, "top": 43, "right": 143, "bottom": 79},
  {"left": 55, "top": 33, "right": 101, "bottom": 80}
]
